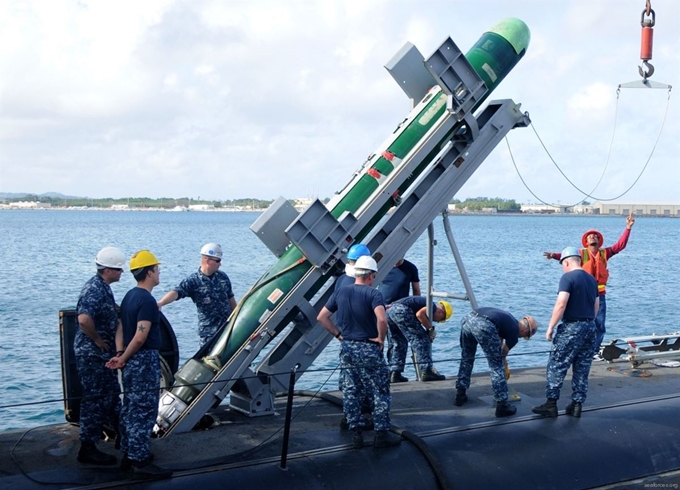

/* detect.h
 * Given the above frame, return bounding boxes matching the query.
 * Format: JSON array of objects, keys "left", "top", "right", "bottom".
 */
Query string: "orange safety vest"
[{"left": 581, "top": 249, "right": 608, "bottom": 294}]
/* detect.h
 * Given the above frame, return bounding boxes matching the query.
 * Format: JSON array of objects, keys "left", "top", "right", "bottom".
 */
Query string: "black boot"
[
  {"left": 77, "top": 441, "right": 117, "bottom": 466},
  {"left": 351, "top": 429, "right": 364, "bottom": 449},
  {"left": 421, "top": 367, "right": 445, "bottom": 382},
  {"left": 121, "top": 452, "right": 153, "bottom": 471},
  {"left": 495, "top": 400, "right": 517, "bottom": 418},
  {"left": 340, "top": 416, "right": 374, "bottom": 431},
  {"left": 454, "top": 388, "right": 468, "bottom": 407},
  {"left": 532, "top": 398, "right": 558, "bottom": 418},
  {"left": 565, "top": 401, "right": 582, "bottom": 418},
  {"left": 132, "top": 457, "right": 172, "bottom": 479},
  {"left": 373, "top": 430, "right": 402, "bottom": 448},
  {"left": 390, "top": 371, "right": 408, "bottom": 383}
]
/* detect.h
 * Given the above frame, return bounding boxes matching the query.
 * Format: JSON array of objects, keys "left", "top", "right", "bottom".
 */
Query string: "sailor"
[
  {"left": 334, "top": 243, "right": 374, "bottom": 430},
  {"left": 454, "top": 307, "right": 538, "bottom": 417},
  {"left": 386, "top": 297, "right": 451, "bottom": 382},
  {"left": 74, "top": 247, "right": 125, "bottom": 465},
  {"left": 158, "top": 243, "right": 237, "bottom": 347},
  {"left": 377, "top": 258, "right": 421, "bottom": 302},
  {"left": 533, "top": 246, "right": 599, "bottom": 418},
  {"left": 317, "top": 255, "right": 402, "bottom": 449},
  {"left": 543, "top": 212, "right": 634, "bottom": 355},
  {"left": 107, "top": 250, "right": 172, "bottom": 478},
  {"left": 378, "top": 258, "right": 421, "bottom": 383},
  {"left": 334, "top": 243, "right": 371, "bottom": 290}
]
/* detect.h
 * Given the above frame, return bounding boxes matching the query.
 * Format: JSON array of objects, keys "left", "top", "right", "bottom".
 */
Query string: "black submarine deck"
[{"left": 3, "top": 359, "right": 680, "bottom": 490}]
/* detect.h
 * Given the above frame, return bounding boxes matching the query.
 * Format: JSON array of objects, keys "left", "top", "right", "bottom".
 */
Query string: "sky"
[{"left": 1, "top": 0, "right": 678, "bottom": 205}]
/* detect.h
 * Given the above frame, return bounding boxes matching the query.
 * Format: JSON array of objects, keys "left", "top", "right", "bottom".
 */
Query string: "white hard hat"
[
  {"left": 95, "top": 247, "right": 126, "bottom": 270},
  {"left": 200, "top": 242, "right": 223, "bottom": 259},
  {"left": 354, "top": 255, "right": 378, "bottom": 272}
]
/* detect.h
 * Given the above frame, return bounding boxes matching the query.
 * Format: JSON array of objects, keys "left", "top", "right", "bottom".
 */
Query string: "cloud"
[{"left": 1, "top": 0, "right": 678, "bottom": 203}]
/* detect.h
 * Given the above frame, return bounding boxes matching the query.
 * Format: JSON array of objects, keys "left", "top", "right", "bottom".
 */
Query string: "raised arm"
[{"left": 607, "top": 214, "right": 634, "bottom": 257}]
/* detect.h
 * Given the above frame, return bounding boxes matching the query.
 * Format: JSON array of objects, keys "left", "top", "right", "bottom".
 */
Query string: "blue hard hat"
[{"left": 347, "top": 244, "right": 371, "bottom": 261}]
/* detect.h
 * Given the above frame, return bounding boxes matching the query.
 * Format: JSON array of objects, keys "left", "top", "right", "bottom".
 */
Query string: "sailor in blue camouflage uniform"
[
  {"left": 454, "top": 307, "right": 538, "bottom": 417},
  {"left": 107, "top": 250, "right": 172, "bottom": 478},
  {"left": 386, "top": 297, "right": 452, "bottom": 382},
  {"left": 75, "top": 247, "right": 125, "bottom": 465},
  {"left": 158, "top": 243, "right": 237, "bottom": 347},
  {"left": 533, "top": 246, "right": 599, "bottom": 419},
  {"left": 318, "top": 255, "right": 402, "bottom": 449},
  {"left": 334, "top": 243, "right": 371, "bottom": 291},
  {"left": 334, "top": 243, "right": 374, "bottom": 430},
  {"left": 378, "top": 258, "right": 420, "bottom": 383}
]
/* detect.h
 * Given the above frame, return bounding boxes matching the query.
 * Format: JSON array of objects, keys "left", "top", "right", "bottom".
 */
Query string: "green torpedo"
[{"left": 159, "top": 18, "right": 531, "bottom": 424}]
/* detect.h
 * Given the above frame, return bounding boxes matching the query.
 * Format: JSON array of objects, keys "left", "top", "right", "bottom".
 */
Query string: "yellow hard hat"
[
  {"left": 523, "top": 316, "right": 538, "bottom": 339},
  {"left": 438, "top": 301, "right": 453, "bottom": 322},
  {"left": 129, "top": 250, "right": 160, "bottom": 271}
]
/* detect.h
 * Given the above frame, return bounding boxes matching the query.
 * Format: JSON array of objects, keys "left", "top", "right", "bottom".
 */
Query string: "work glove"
[
  {"left": 504, "top": 364, "right": 511, "bottom": 380},
  {"left": 428, "top": 328, "right": 437, "bottom": 342}
]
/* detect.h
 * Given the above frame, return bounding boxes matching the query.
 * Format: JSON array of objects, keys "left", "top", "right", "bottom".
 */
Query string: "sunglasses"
[{"left": 207, "top": 257, "right": 221, "bottom": 263}]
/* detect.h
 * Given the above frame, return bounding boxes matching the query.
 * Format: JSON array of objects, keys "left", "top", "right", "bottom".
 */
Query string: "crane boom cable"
[{"left": 509, "top": 88, "right": 671, "bottom": 208}]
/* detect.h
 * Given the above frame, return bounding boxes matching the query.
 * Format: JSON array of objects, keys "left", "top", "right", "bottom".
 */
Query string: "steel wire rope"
[
  {"left": 0, "top": 343, "right": 556, "bottom": 412},
  {"left": 0, "top": 345, "right": 557, "bottom": 412},
  {"left": 507, "top": 87, "right": 672, "bottom": 207},
  {"left": 582, "top": 87, "right": 622, "bottom": 198}
]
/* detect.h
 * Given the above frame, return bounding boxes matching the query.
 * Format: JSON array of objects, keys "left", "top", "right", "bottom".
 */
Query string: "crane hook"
[{"left": 638, "top": 60, "right": 655, "bottom": 80}]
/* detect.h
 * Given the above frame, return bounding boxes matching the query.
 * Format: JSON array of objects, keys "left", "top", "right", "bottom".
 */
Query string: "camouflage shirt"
[
  {"left": 175, "top": 268, "right": 235, "bottom": 334},
  {"left": 75, "top": 274, "right": 118, "bottom": 358}
]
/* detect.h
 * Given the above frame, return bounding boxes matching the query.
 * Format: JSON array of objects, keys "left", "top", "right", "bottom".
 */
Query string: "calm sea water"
[{"left": 1, "top": 209, "right": 678, "bottom": 432}]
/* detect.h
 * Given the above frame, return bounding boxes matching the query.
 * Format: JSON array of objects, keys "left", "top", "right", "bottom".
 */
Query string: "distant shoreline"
[
  {"left": 1, "top": 207, "right": 677, "bottom": 218},
  {"left": 0, "top": 206, "right": 263, "bottom": 212}
]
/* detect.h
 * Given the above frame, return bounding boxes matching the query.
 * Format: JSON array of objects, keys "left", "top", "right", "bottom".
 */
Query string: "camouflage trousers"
[
  {"left": 76, "top": 354, "right": 121, "bottom": 443},
  {"left": 339, "top": 340, "right": 391, "bottom": 431},
  {"left": 545, "top": 320, "right": 596, "bottom": 403},
  {"left": 198, "top": 325, "right": 219, "bottom": 348},
  {"left": 455, "top": 312, "right": 508, "bottom": 402},
  {"left": 387, "top": 303, "right": 433, "bottom": 373},
  {"left": 120, "top": 350, "right": 160, "bottom": 462}
]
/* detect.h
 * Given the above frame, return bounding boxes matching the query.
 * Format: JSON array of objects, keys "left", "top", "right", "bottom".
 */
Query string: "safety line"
[{"left": 0, "top": 348, "right": 554, "bottom": 411}]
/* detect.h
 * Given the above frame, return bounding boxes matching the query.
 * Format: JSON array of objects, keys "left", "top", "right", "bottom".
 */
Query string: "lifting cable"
[
  {"left": 508, "top": 86, "right": 672, "bottom": 207},
  {"left": 507, "top": 0, "right": 673, "bottom": 208}
]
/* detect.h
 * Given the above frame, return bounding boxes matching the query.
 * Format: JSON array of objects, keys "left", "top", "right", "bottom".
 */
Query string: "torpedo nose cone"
[
  {"left": 465, "top": 17, "right": 531, "bottom": 94},
  {"left": 486, "top": 17, "right": 531, "bottom": 56}
]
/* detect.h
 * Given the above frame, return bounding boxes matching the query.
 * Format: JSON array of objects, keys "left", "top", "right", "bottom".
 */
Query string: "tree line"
[
  {"left": 4, "top": 194, "right": 521, "bottom": 211},
  {"left": 2, "top": 195, "right": 276, "bottom": 209},
  {"left": 450, "top": 197, "right": 520, "bottom": 211}
]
